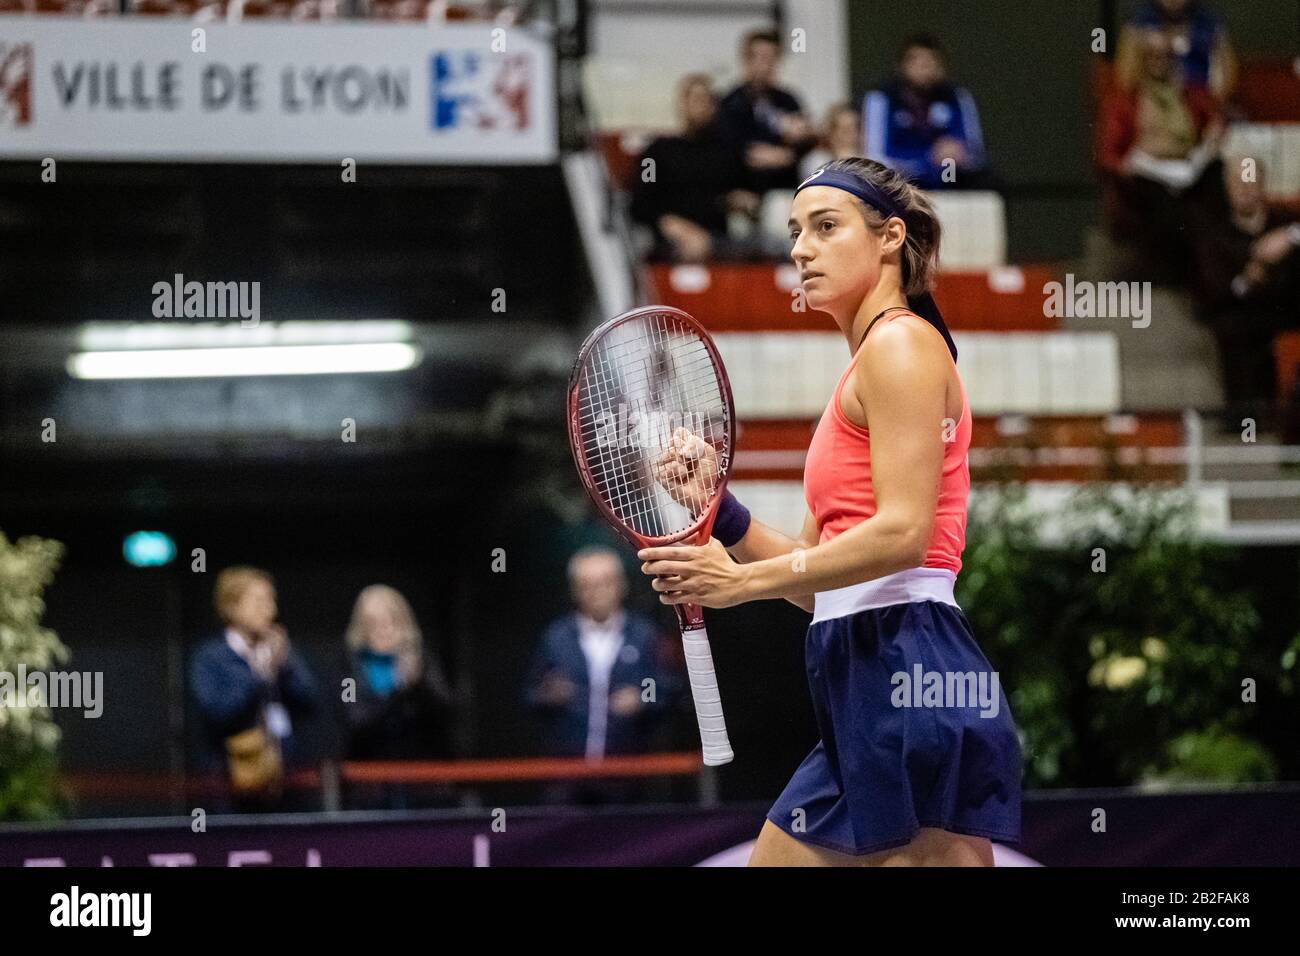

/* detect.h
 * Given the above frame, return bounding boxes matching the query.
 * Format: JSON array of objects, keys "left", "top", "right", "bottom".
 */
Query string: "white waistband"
[{"left": 812, "top": 567, "right": 959, "bottom": 624}]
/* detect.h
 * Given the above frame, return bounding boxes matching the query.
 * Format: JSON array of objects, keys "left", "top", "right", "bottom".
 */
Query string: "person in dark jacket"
[
  {"left": 525, "top": 546, "right": 681, "bottom": 803},
  {"left": 716, "top": 28, "right": 818, "bottom": 194},
  {"left": 630, "top": 73, "right": 755, "bottom": 262},
  {"left": 190, "top": 566, "right": 319, "bottom": 811},
  {"left": 341, "top": 584, "right": 456, "bottom": 809},
  {"left": 343, "top": 584, "right": 454, "bottom": 760},
  {"left": 863, "top": 33, "right": 992, "bottom": 191},
  {"left": 1191, "top": 159, "right": 1300, "bottom": 427}
]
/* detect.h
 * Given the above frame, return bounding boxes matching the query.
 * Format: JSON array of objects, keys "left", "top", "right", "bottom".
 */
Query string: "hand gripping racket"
[{"left": 567, "top": 305, "right": 736, "bottom": 766}]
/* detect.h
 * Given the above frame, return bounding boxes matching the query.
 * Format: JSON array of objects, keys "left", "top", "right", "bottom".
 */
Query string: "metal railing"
[{"left": 57, "top": 750, "right": 721, "bottom": 813}]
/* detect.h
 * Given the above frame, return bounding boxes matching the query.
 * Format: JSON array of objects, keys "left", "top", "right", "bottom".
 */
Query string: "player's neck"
[{"left": 845, "top": 284, "right": 908, "bottom": 354}]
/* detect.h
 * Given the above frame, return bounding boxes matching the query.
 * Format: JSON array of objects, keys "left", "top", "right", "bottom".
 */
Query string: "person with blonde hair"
[
  {"left": 190, "top": 566, "right": 320, "bottom": 809},
  {"left": 343, "top": 585, "right": 454, "bottom": 766}
]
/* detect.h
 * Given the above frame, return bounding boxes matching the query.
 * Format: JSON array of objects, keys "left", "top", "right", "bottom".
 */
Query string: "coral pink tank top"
[{"left": 803, "top": 311, "right": 972, "bottom": 573}]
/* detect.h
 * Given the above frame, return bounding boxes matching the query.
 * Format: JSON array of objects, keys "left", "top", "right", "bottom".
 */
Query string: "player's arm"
[{"left": 726, "top": 511, "right": 817, "bottom": 613}]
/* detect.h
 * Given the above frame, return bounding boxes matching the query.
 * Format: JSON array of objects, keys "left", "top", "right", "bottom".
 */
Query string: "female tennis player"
[{"left": 640, "top": 157, "right": 1022, "bottom": 866}]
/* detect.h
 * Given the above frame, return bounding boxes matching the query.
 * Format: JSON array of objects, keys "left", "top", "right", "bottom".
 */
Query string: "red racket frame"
[{"left": 566, "top": 305, "right": 737, "bottom": 632}]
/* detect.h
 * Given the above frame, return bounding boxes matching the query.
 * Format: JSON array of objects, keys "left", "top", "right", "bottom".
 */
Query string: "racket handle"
[{"left": 680, "top": 624, "right": 734, "bottom": 767}]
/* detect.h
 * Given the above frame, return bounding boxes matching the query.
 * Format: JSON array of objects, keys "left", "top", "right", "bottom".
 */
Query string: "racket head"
[{"left": 567, "top": 305, "right": 736, "bottom": 549}]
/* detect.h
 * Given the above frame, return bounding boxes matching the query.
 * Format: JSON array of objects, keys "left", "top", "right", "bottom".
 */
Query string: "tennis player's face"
[{"left": 789, "top": 187, "right": 882, "bottom": 316}]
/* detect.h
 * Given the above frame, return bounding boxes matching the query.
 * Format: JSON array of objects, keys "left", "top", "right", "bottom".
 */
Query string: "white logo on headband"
[{"left": 797, "top": 167, "right": 828, "bottom": 190}]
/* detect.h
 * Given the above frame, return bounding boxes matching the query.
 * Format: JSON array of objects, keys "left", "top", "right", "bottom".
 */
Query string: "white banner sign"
[{"left": 0, "top": 19, "right": 557, "bottom": 163}]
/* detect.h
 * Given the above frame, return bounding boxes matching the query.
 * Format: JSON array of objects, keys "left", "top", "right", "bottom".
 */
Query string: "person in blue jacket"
[
  {"left": 525, "top": 546, "right": 680, "bottom": 801},
  {"left": 191, "top": 566, "right": 319, "bottom": 810},
  {"left": 862, "top": 34, "right": 993, "bottom": 191}
]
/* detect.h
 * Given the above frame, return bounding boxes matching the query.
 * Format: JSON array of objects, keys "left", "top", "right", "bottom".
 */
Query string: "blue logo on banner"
[{"left": 430, "top": 51, "right": 482, "bottom": 131}]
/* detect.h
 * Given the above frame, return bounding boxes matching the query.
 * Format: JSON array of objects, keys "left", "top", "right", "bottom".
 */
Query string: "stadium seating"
[
  {"left": 643, "top": 262, "right": 1061, "bottom": 332},
  {"left": 713, "top": 330, "right": 1120, "bottom": 419},
  {"left": 1234, "top": 58, "right": 1300, "bottom": 123},
  {"left": 1222, "top": 123, "right": 1300, "bottom": 198}
]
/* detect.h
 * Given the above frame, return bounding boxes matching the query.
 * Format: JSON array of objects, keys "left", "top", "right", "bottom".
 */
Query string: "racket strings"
[{"left": 575, "top": 312, "right": 731, "bottom": 540}]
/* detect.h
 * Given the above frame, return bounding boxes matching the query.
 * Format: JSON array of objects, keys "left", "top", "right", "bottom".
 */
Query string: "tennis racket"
[{"left": 567, "top": 305, "right": 736, "bottom": 767}]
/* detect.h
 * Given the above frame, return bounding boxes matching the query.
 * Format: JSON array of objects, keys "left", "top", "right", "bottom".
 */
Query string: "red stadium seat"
[
  {"left": 642, "top": 262, "right": 1061, "bottom": 333},
  {"left": 130, "top": 0, "right": 198, "bottom": 15},
  {"left": 1274, "top": 331, "right": 1300, "bottom": 408},
  {"left": 1235, "top": 59, "right": 1300, "bottom": 122},
  {"left": 933, "top": 268, "right": 1060, "bottom": 331},
  {"left": 21, "top": 0, "right": 110, "bottom": 12},
  {"left": 597, "top": 130, "right": 642, "bottom": 193}
]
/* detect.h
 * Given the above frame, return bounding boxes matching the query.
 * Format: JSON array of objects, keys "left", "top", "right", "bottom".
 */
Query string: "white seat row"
[
  {"left": 729, "top": 479, "right": 1231, "bottom": 542},
  {"left": 1222, "top": 123, "right": 1300, "bottom": 198},
  {"left": 713, "top": 330, "right": 1121, "bottom": 418}
]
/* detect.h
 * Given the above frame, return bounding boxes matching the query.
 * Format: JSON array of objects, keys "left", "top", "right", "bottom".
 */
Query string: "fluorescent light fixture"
[
  {"left": 69, "top": 343, "right": 423, "bottom": 379},
  {"left": 78, "top": 320, "right": 416, "bottom": 351},
  {"left": 67, "top": 321, "right": 423, "bottom": 379}
]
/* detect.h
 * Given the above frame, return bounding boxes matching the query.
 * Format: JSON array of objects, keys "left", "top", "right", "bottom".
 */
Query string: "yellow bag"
[{"left": 224, "top": 725, "right": 283, "bottom": 797}]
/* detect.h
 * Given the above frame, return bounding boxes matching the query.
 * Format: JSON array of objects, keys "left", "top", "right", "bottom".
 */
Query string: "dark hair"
[
  {"left": 741, "top": 28, "right": 781, "bottom": 56},
  {"left": 899, "top": 32, "right": 946, "bottom": 61},
  {"left": 820, "top": 157, "right": 942, "bottom": 296}
]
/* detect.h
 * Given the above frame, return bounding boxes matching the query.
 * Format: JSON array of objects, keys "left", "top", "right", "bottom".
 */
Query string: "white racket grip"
[{"left": 681, "top": 625, "right": 734, "bottom": 766}]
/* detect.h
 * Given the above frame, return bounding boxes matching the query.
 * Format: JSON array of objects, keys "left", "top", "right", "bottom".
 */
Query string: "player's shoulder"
[
  {"left": 856, "top": 314, "right": 952, "bottom": 381},
  {"left": 862, "top": 311, "right": 944, "bottom": 355}
]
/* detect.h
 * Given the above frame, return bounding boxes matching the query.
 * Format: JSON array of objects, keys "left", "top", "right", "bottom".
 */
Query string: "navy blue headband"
[
  {"left": 796, "top": 166, "right": 909, "bottom": 223},
  {"left": 795, "top": 166, "right": 957, "bottom": 362}
]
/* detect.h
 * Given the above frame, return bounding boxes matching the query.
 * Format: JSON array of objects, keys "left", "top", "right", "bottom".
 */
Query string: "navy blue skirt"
[{"left": 767, "top": 573, "right": 1022, "bottom": 856}]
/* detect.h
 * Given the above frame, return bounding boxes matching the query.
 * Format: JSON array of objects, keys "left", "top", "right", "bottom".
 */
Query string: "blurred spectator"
[
  {"left": 629, "top": 74, "right": 756, "bottom": 262},
  {"left": 717, "top": 28, "right": 818, "bottom": 194},
  {"left": 863, "top": 33, "right": 992, "bottom": 190},
  {"left": 1117, "top": 0, "right": 1238, "bottom": 102},
  {"left": 343, "top": 584, "right": 455, "bottom": 760},
  {"left": 1191, "top": 159, "right": 1300, "bottom": 425},
  {"left": 1098, "top": 27, "right": 1225, "bottom": 275},
  {"left": 800, "top": 102, "right": 863, "bottom": 180},
  {"left": 191, "top": 567, "right": 319, "bottom": 810},
  {"left": 525, "top": 546, "right": 678, "bottom": 803}
]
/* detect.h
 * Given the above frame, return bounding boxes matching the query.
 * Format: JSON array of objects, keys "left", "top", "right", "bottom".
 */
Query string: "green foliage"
[
  {"left": 957, "top": 484, "right": 1271, "bottom": 788},
  {"left": 1144, "top": 728, "right": 1277, "bottom": 785},
  {"left": 0, "top": 531, "right": 67, "bottom": 821}
]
